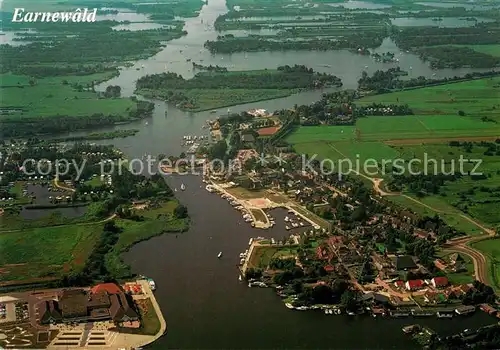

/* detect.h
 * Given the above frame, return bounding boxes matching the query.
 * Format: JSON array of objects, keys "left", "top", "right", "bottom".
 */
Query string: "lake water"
[
  {"left": 0, "top": 31, "right": 33, "bottom": 46},
  {"left": 96, "top": 8, "right": 152, "bottom": 22},
  {"left": 20, "top": 206, "right": 87, "bottom": 220},
  {"left": 112, "top": 23, "right": 166, "bottom": 31}
]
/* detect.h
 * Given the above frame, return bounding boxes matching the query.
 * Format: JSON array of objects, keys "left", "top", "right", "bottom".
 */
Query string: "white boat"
[
  {"left": 285, "top": 303, "right": 294, "bottom": 309},
  {"left": 217, "top": 252, "right": 222, "bottom": 258},
  {"left": 180, "top": 183, "right": 186, "bottom": 191},
  {"left": 238, "top": 275, "right": 242, "bottom": 281},
  {"left": 146, "top": 278, "right": 156, "bottom": 291}
]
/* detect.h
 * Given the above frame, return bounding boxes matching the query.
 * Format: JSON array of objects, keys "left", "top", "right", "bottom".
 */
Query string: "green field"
[
  {"left": 357, "top": 77, "right": 500, "bottom": 121},
  {"left": 0, "top": 224, "right": 102, "bottom": 281},
  {"left": 472, "top": 238, "right": 500, "bottom": 291},
  {"left": 1, "top": 73, "right": 135, "bottom": 119},
  {"left": 391, "top": 142, "right": 500, "bottom": 227},
  {"left": 437, "top": 250, "right": 475, "bottom": 285},
  {"left": 286, "top": 125, "right": 356, "bottom": 144}
]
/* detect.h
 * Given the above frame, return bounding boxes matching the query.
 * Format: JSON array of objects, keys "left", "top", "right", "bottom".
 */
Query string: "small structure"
[
  {"left": 480, "top": 303, "right": 497, "bottom": 315},
  {"left": 449, "top": 253, "right": 466, "bottom": 272},
  {"left": 455, "top": 305, "right": 475, "bottom": 315},
  {"left": 431, "top": 277, "right": 449, "bottom": 288},
  {"left": 395, "top": 255, "right": 417, "bottom": 270},
  {"left": 394, "top": 280, "right": 405, "bottom": 289}
]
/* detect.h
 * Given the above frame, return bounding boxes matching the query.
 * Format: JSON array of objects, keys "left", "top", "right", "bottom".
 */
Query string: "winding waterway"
[
  {"left": 127, "top": 175, "right": 495, "bottom": 349},
  {"left": 25, "top": 0, "right": 500, "bottom": 347}
]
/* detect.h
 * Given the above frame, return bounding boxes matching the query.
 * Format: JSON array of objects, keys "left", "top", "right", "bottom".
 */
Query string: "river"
[
  {"left": 126, "top": 175, "right": 495, "bottom": 349},
  {"left": 14, "top": 0, "right": 499, "bottom": 347}
]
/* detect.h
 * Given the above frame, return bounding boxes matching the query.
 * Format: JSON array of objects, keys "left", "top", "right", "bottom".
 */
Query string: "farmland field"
[
  {"left": 356, "top": 115, "right": 500, "bottom": 141},
  {"left": 1, "top": 73, "right": 136, "bottom": 119},
  {"left": 357, "top": 76, "right": 500, "bottom": 120},
  {"left": 472, "top": 238, "right": 500, "bottom": 290},
  {"left": 0, "top": 224, "right": 102, "bottom": 282},
  {"left": 286, "top": 125, "right": 356, "bottom": 144}
]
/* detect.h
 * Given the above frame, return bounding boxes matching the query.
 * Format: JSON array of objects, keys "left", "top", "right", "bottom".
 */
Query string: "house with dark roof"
[
  {"left": 448, "top": 253, "right": 466, "bottom": 272},
  {"left": 37, "top": 300, "right": 62, "bottom": 325},
  {"left": 395, "top": 255, "right": 417, "bottom": 270},
  {"left": 109, "top": 293, "right": 138, "bottom": 322},
  {"left": 59, "top": 289, "right": 88, "bottom": 320}
]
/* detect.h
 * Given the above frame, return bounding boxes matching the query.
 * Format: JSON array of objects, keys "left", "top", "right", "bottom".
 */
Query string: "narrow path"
[{"left": 53, "top": 178, "right": 76, "bottom": 193}]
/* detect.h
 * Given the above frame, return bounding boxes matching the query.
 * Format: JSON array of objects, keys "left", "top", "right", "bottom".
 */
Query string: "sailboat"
[
  {"left": 218, "top": 252, "right": 223, "bottom": 258},
  {"left": 180, "top": 183, "right": 186, "bottom": 191}
]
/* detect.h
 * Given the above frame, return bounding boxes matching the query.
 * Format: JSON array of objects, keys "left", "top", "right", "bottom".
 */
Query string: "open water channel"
[{"left": 6, "top": 0, "right": 500, "bottom": 347}]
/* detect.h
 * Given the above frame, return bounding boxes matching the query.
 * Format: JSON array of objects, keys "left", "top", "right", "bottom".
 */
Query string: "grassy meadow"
[
  {"left": 1, "top": 73, "right": 136, "bottom": 120},
  {"left": 0, "top": 224, "right": 102, "bottom": 282},
  {"left": 472, "top": 238, "right": 500, "bottom": 290}
]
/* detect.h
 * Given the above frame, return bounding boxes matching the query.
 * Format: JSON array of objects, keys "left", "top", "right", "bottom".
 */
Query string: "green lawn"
[
  {"left": 286, "top": 125, "right": 356, "bottom": 144},
  {"left": 472, "top": 238, "right": 500, "bottom": 291}
]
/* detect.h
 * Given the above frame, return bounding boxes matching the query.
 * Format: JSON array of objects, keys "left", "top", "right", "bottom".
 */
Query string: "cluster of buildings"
[{"left": 36, "top": 283, "right": 139, "bottom": 326}]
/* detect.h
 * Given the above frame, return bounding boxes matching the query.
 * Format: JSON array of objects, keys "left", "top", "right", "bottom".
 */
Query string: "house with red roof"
[
  {"left": 394, "top": 280, "right": 405, "bottom": 289},
  {"left": 431, "top": 277, "right": 449, "bottom": 288},
  {"left": 324, "top": 265, "right": 335, "bottom": 273},
  {"left": 91, "top": 283, "right": 122, "bottom": 295},
  {"left": 257, "top": 126, "right": 280, "bottom": 136},
  {"left": 405, "top": 279, "right": 424, "bottom": 291}
]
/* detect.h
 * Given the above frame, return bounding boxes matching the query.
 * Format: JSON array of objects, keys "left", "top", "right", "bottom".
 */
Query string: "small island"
[{"left": 135, "top": 65, "right": 343, "bottom": 112}]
